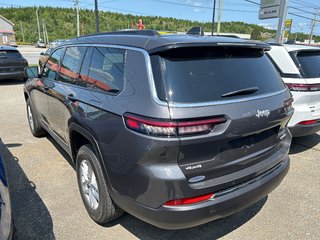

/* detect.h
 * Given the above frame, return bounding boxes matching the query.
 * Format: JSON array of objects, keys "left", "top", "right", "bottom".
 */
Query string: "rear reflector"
[
  {"left": 298, "top": 119, "right": 318, "bottom": 125},
  {"left": 164, "top": 193, "right": 214, "bottom": 206},
  {"left": 286, "top": 83, "right": 320, "bottom": 92},
  {"left": 124, "top": 113, "right": 227, "bottom": 137}
]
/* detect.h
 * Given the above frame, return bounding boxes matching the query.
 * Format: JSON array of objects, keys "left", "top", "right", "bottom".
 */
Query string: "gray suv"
[{"left": 24, "top": 30, "right": 293, "bottom": 230}]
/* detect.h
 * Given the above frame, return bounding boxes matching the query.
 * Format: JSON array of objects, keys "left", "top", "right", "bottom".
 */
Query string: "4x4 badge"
[{"left": 256, "top": 109, "right": 270, "bottom": 118}]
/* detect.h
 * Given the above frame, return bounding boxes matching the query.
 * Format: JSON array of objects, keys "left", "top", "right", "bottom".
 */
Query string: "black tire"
[
  {"left": 26, "top": 98, "right": 46, "bottom": 137},
  {"left": 76, "top": 144, "right": 123, "bottom": 224}
]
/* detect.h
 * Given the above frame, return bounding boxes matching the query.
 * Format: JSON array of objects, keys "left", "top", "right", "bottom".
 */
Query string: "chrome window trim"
[{"left": 56, "top": 43, "right": 287, "bottom": 108}]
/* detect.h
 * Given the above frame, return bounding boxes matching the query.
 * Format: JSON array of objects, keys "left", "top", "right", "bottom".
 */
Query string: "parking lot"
[
  {"left": 0, "top": 47, "right": 319, "bottom": 240},
  {"left": 16, "top": 45, "right": 46, "bottom": 65}
]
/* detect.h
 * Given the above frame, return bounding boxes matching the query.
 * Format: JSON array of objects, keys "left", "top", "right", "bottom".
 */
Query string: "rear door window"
[
  {"left": 78, "top": 47, "right": 126, "bottom": 94},
  {"left": 151, "top": 47, "right": 285, "bottom": 103},
  {"left": 58, "top": 46, "right": 87, "bottom": 84},
  {"left": 296, "top": 51, "right": 320, "bottom": 78}
]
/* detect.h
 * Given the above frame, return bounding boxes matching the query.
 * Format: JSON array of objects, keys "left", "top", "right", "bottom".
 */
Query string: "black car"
[
  {"left": 23, "top": 30, "right": 293, "bottom": 230},
  {"left": 0, "top": 46, "right": 28, "bottom": 81},
  {"left": 0, "top": 155, "right": 13, "bottom": 240}
]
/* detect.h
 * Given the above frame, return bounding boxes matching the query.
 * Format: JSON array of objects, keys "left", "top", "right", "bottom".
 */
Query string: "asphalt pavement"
[
  {"left": 17, "top": 45, "right": 47, "bottom": 65},
  {"left": 0, "top": 48, "right": 319, "bottom": 239}
]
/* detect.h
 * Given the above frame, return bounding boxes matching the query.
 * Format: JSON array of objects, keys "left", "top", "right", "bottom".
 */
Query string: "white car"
[{"left": 267, "top": 44, "right": 320, "bottom": 137}]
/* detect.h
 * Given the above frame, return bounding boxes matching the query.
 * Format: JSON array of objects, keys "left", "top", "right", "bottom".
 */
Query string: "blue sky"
[{"left": 1, "top": 0, "right": 319, "bottom": 35}]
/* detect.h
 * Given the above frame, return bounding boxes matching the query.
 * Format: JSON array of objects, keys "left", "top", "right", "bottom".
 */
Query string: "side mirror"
[
  {"left": 40, "top": 52, "right": 44, "bottom": 55},
  {"left": 24, "top": 66, "right": 39, "bottom": 78}
]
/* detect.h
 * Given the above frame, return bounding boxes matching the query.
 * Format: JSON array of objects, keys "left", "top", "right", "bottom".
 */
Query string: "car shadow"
[
  {"left": 0, "top": 138, "right": 55, "bottom": 240},
  {"left": 105, "top": 197, "right": 267, "bottom": 240},
  {"left": 290, "top": 133, "right": 320, "bottom": 154},
  {"left": 45, "top": 135, "right": 75, "bottom": 170},
  {"left": 0, "top": 79, "right": 25, "bottom": 86}
]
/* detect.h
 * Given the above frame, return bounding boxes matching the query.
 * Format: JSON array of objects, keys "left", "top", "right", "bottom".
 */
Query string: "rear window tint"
[
  {"left": 296, "top": 51, "right": 320, "bottom": 78},
  {"left": 0, "top": 50, "right": 23, "bottom": 59},
  {"left": 151, "top": 47, "right": 285, "bottom": 103}
]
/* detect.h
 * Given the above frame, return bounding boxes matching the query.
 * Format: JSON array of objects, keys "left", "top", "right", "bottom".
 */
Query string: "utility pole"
[
  {"left": 94, "top": 0, "right": 100, "bottom": 33},
  {"left": 217, "top": 0, "right": 223, "bottom": 34},
  {"left": 275, "top": 0, "right": 288, "bottom": 43},
  {"left": 309, "top": 9, "right": 319, "bottom": 44},
  {"left": 211, "top": 0, "right": 216, "bottom": 35},
  {"left": 36, "top": 7, "right": 41, "bottom": 41},
  {"left": 19, "top": 21, "right": 25, "bottom": 42},
  {"left": 309, "top": 19, "right": 316, "bottom": 44},
  {"left": 42, "top": 19, "right": 46, "bottom": 45},
  {"left": 75, "top": 0, "right": 80, "bottom": 37},
  {"left": 43, "top": 20, "right": 49, "bottom": 45}
]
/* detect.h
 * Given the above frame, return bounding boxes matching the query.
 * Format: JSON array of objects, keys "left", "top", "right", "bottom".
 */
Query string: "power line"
[
  {"left": 243, "top": 0, "right": 259, "bottom": 6},
  {"left": 288, "top": 12, "right": 320, "bottom": 22},
  {"left": 145, "top": 0, "right": 257, "bottom": 13},
  {"left": 291, "top": 0, "right": 320, "bottom": 10},
  {"left": 289, "top": 6, "right": 317, "bottom": 15}
]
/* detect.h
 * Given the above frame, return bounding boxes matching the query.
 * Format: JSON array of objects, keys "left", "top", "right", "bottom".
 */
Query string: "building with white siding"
[{"left": 0, "top": 15, "right": 15, "bottom": 45}]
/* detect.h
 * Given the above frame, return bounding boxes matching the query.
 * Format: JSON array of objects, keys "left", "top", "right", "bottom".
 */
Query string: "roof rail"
[
  {"left": 187, "top": 27, "right": 204, "bottom": 36},
  {"left": 77, "top": 29, "right": 160, "bottom": 39}
]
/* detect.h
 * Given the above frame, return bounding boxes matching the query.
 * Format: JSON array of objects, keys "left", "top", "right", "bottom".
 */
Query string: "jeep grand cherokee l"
[{"left": 23, "top": 30, "right": 293, "bottom": 229}]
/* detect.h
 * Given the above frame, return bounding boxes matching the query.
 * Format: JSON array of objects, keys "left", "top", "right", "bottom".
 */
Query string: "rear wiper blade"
[{"left": 221, "top": 86, "right": 259, "bottom": 98}]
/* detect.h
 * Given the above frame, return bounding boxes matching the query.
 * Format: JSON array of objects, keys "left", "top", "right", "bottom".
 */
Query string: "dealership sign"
[
  {"left": 259, "top": 6, "right": 280, "bottom": 19},
  {"left": 259, "top": 0, "right": 281, "bottom": 19},
  {"left": 260, "top": 0, "right": 281, "bottom": 8}
]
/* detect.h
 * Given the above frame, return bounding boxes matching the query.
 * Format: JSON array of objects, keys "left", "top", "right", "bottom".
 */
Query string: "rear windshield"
[
  {"left": 296, "top": 51, "right": 320, "bottom": 78},
  {"left": 0, "top": 50, "right": 23, "bottom": 59},
  {"left": 151, "top": 47, "right": 285, "bottom": 103}
]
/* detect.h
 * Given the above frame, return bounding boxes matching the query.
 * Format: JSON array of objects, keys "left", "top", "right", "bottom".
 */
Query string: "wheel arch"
[{"left": 69, "top": 123, "right": 110, "bottom": 180}]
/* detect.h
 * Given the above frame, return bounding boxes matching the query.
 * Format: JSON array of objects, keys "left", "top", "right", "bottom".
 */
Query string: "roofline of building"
[{"left": 0, "top": 15, "right": 14, "bottom": 26}]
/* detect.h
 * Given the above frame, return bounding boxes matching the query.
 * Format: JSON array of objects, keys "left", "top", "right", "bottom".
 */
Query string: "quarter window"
[
  {"left": 79, "top": 47, "right": 126, "bottom": 93},
  {"left": 296, "top": 51, "right": 320, "bottom": 78},
  {"left": 58, "top": 46, "right": 87, "bottom": 84}
]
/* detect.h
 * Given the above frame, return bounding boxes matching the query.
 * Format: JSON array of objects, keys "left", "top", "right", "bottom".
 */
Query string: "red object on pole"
[
  {"left": 138, "top": 19, "right": 145, "bottom": 30},
  {"left": 132, "top": 19, "right": 145, "bottom": 30}
]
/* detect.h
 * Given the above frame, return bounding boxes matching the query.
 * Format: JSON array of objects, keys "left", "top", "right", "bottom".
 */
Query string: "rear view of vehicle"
[
  {"left": 22, "top": 32, "right": 293, "bottom": 230},
  {"left": 268, "top": 44, "right": 320, "bottom": 137},
  {"left": 0, "top": 46, "right": 28, "bottom": 81}
]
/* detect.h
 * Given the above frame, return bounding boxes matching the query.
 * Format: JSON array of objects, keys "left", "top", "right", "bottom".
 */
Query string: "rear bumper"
[
  {"left": 288, "top": 90, "right": 320, "bottom": 131},
  {"left": 111, "top": 157, "right": 290, "bottom": 230},
  {"left": 289, "top": 122, "right": 320, "bottom": 137},
  {"left": 0, "top": 71, "right": 24, "bottom": 80}
]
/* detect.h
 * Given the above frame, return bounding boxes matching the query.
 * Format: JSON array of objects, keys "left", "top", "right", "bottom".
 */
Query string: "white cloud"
[
  {"left": 192, "top": 1, "right": 203, "bottom": 13},
  {"left": 258, "top": 23, "right": 277, "bottom": 30}
]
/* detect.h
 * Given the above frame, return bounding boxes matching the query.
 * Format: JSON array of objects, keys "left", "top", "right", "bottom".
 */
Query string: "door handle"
[{"left": 67, "top": 94, "right": 77, "bottom": 102}]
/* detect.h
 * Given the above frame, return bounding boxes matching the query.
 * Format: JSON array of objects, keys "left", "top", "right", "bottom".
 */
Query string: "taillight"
[
  {"left": 298, "top": 119, "right": 319, "bottom": 125},
  {"left": 284, "top": 97, "right": 294, "bottom": 112},
  {"left": 124, "top": 113, "right": 227, "bottom": 137},
  {"left": 164, "top": 193, "right": 214, "bottom": 206},
  {"left": 286, "top": 83, "right": 320, "bottom": 91}
]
